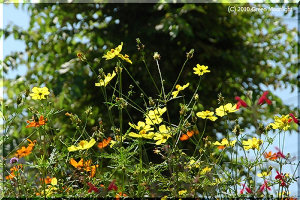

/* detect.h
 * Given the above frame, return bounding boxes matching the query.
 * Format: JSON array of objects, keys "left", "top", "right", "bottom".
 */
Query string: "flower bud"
[
  {"left": 153, "top": 52, "right": 161, "bottom": 60},
  {"left": 186, "top": 49, "right": 194, "bottom": 59},
  {"left": 16, "top": 95, "right": 22, "bottom": 105},
  {"left": 77, "top": 52, "right": 86, "bottom": 61}
]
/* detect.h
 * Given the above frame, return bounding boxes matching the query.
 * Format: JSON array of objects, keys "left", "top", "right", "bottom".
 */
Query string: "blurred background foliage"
[{"left": 2, "top": 3, "right": 298, "bottom": 156}]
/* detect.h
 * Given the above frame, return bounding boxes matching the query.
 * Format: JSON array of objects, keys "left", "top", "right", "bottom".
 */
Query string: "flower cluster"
[{"left": 70, "top": 158, "right": 99, "bottom": 177}]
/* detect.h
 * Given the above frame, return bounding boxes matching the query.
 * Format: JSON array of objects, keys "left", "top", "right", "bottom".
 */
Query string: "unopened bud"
[
  {"left": 77, "top": 52, "right": 86, "bottom": 61},
  {"left": 149, "top": 97, "right": 155, "bottom": 106},
  {"left": 16, "top": 96, "right": 22, "bottom": 105},
  {"left": 186, "top": 49, "right": 194, "bottom": 60},
  {"left": 153, "top": 52, "right": 161, "bottom": 60}
]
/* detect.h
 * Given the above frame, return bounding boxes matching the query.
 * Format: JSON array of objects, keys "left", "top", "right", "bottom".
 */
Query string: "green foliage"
[
  {"left": 3, "top": 4, "right": 297, "bottom": 150},
  {"left": 2, "top": 3, "right": 298, "bottom": 198}
]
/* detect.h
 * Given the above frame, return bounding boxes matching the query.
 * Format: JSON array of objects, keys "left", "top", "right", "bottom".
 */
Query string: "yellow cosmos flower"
[
  {"left": 145, "top": 107, "right": 167, "bottom": 125},
  {"left": 95, "top": 71, "right": 116, "bottom": 87},
  {"left": 242, "top": 137, "right": 263, "bottom": 151},
  {"left": 118, "top": 54, "right": 132, "bottom": 64},
  {"left": 213, "top": 138, "right": 236, "bottom": 149},
  {"left": 161, "top": 196, "right": 168, "bottom": 200},
  {"left": 153, "top": 125, "right": 172, "bottom": 145},
  {"left": 268, "top": 115, "right": 292, "bottom": 131},
  {"left": 196, "top": 110, "right": 218, "bottom": 121},
  {"left": 68, "top": 138, "right": 96, "bottom": 152},
  {"left": 178, "top": 190, "right": 187, "bottom": 196},
  {"left": 257, "top": 171, "right": 271, "bottom": 177},
  {"left": 102, "top": 42, "right": 132, "bottom": 64},
  {"left": 128, "top": 121, "right": 154, "bottom": 139},
  {"left": 29, "top": 87, "right": 50, "bottom": 100},
  {"left": 193, "top": 64, "right": 210, "bottom": 76},
  {"left": 215, "top": 103, "right": 238, "bottom": 117},
  {"left": 51, "top": 177, "right": 57, "bottom": 185},
  {"left": 103, "top": 42, "right": 123, "bottom": 60},
  {"left": 172, "top": 83, "right": 189, "bottom": 98},
  {"left": 200, "top": 166, "right": 212, "bottom": 175}
]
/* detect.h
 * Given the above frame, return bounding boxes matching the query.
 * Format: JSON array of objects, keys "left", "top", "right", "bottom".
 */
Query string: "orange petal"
[{"left": 180, "top": 134, "right": 190, "bottom": 141}]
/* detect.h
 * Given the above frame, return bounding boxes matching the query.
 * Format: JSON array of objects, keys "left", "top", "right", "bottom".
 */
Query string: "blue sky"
[{"left": 2, "top": 3, "right": 299, "bottom": 196}]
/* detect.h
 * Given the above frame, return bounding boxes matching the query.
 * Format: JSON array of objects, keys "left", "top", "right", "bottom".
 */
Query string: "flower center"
[{"left": 80, "top": 141, "right": 86, "bottom": 147}]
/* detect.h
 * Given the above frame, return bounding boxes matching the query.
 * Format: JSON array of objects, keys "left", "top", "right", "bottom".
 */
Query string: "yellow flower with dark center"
[
  {"left": 268, "top": 115, "right": 292, "bottom": 131},
  {"left": 128, "top": 121, "right": 154, "bottom": 139},
  {"left": 145, "top": 107, "right": 167, "bottom": 125},
  {"left": 193, "top": 64, "right": 210, "bottom": 76},
  {"left": 172, "top": 83, "right": 189, "bottom": 98},
  {"left": 102, "top": 42, "right": 132, "bottom": 64},
  {"left": 215, "top": 103, "right": 238, "bottom": 117},
  {"left": 95, "top": 71, "right": 116, "bottom": 87},
  {"left": 196, "top": 110, "right": 218, "bottom": 121},
  {"left": 29, "top": 87, "right": 50, "bottom": 100},
  {"left": 153, "top": 125, "right": 171, "bottom": 145},
  {"left": 242, "top": 137, "right": 263, "bottom": 151},
  {"left": 68, "top": 138, "right": 96, "bottom": 152}
]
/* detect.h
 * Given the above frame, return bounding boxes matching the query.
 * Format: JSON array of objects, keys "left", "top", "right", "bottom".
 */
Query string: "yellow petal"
[{"left": 51, "top": 178, "right": 57, "bottom": 186}]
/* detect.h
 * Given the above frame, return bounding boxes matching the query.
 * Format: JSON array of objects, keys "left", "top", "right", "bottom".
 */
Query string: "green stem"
[
  {"left": 192, "top": 119, "right": 207, "bottom": 157},
  {"left": 118, "top": 65, "right": 123, "bottom": 144},
  {"left": 155, "top": 60, "right": 171, "bottom": 124},
  {"left": 138, "top": 139, "right": 143, "bottom": 196},
  {"left": 142, "top": 59, "right": 160, "bottom": 94},
  {"left": 187, "top": 77, "right": 202, "bottom": 107},
  {"left": 167, "top": 58, "right": 189, "bottom": 100}
]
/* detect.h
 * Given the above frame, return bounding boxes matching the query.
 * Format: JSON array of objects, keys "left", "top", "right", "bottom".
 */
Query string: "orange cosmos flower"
[
  {"left": 70, "top": 158, "right": 98, "bottom": 178},
  {"left": 40, "top": 176, "right": 53, "bottom": 184},
  {"left": 5, "top": 165, "right": 22, "bottom": 180},
  {"left": 97, "top": 137, "right": 112, "bottom": 149},
  {"left": 85, "top": 165, "right": 99, "bottom": 178},
  {"left": 264, "top": 151, "right": 279, "bottom": 161},
  {"left": 70, "top": 158, "right": 84, "bottom": 169},
  {"left": 116, "top": 192, "right": 128, "bottom": 199},
  {"left": 26, "top": 115, "right": 47, "bottom": 128},
  {"left": 15, "top": 139, "right": 36, "bottom": 158},
  {"left": 180, "top": 130, "right": 195, "bottom": 141},
  {"left": 217, "top": 146, "right": 225, "bottom": 150}
]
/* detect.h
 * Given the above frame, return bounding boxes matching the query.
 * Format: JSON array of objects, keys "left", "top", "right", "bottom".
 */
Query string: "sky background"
[{"left": 1, "top": 3, "right": 299, "bottom": 197}]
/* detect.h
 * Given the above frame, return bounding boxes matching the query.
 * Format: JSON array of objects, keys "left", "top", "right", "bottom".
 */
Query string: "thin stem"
[
  {"left": 138, "top": 139, "right": 143, "bottom": 196},
  {"left": 155, "top": 59, "right": 166, "bottom": 100},
  {"left": 155, "top": 60, "right": 171, "bottom": 123},
  {"left": 187, "top": 77, "right": 202, "bottom": 107},
  {"left": 142, "top": 59, "right": 160, "bottom": 94},
  {"left": 192, "top": 119, "right": 207, "bottom": 157},
  {"left": 121, "top": 64, "right": 149, "bottom": 100},
  {"left": 118, "top": 65, "right": 123, "bottom": 144},
  {"left": 167, "top": 58, "right": 189, "bottom": 100}
]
